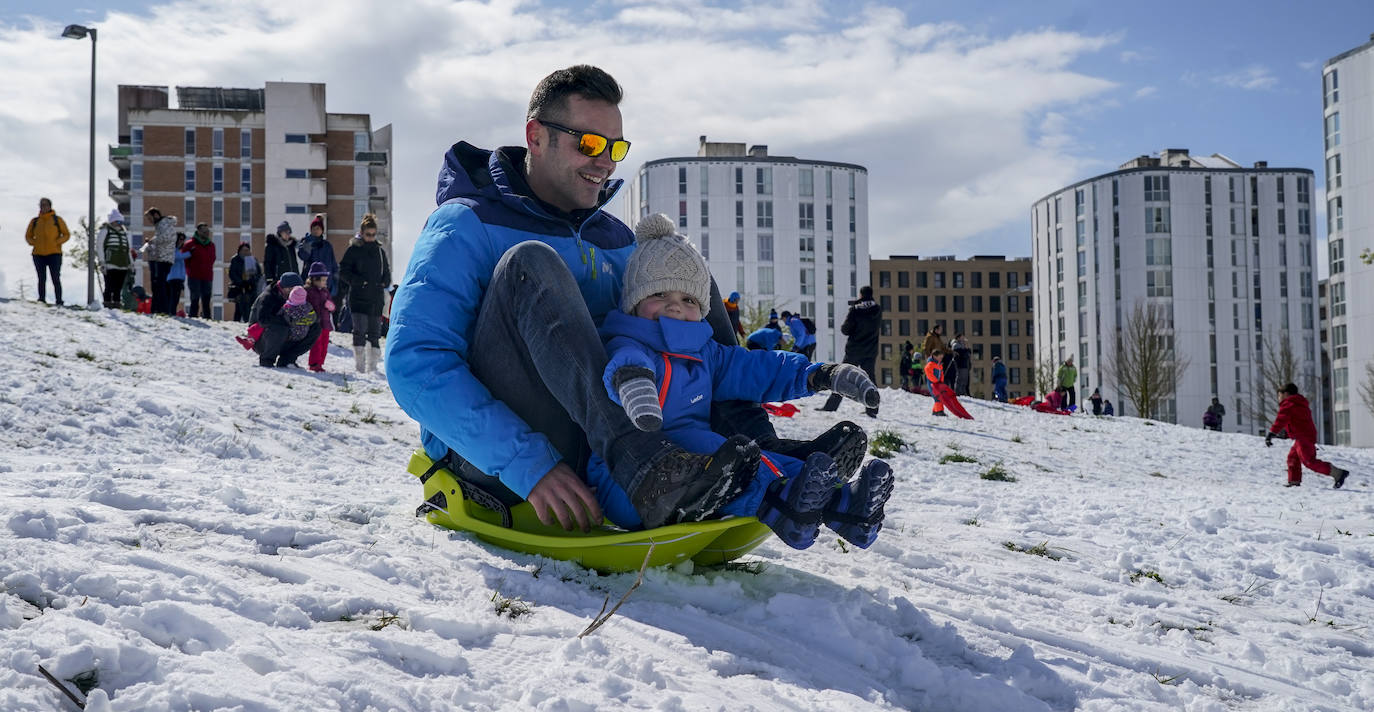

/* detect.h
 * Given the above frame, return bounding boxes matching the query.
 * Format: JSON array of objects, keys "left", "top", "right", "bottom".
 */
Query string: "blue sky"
[{"left": 2, "top": 0, "right": 1371, "bottom": 294}]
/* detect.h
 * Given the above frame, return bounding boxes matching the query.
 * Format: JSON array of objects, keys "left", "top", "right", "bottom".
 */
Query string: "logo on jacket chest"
[{"left": 690, "top": 394, "right": 704, "bottom": 404}]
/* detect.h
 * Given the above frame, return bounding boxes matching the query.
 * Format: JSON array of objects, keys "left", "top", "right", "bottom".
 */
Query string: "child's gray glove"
[
  {"left": 613, "top": 366, "right": 662, "bottom": 431},
  {"left": 810, "top": 363, "right": 880, "bottom": 408}
]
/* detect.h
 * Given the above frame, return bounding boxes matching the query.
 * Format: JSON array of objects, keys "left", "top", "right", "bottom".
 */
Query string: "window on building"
[
  {"left": 971, "top": 272, "right": 981, "bottom": 289},
  {"left": 285, "top": 168, "right": 307, "bottom": 179},
  {"left": 1332, "top": 324, "right": 1347, "bottom": 359},
  {"left": 1325, "top": 112, "right": 1341, "bottom": 150},
  {"left": 210, "top": 127, "right": 223, "bottom": 158},
  {"left": 971, "top": 295, "right": 982, "bottom": 312},
  {"left": 756, "top": 167, "right": 772, "bottom": 195},
  {"left": 1144, "top": 175, "right": 1169, "bottom": 201},
  {"left": 952, "top": 272, "right": 964, "bottom": 289},
  {"left": 801, "top": 268, "right": 814, "bottom": 296},
  {"left": 1077, "top": 251, "right": 1087, "bottom": 276},
  {"left": 800, "top": 168, "right": 813, "bottom": 197},
  {"left": 917, "top": 295, "right": 929, "bottom": 311},
  {"left": 898, "top": 294, "right": 910, "bottom": 312},
  {"left": 734, "top": 167, "right": 744, "bottom": 194},
  {"left": 933, "top": 272, "right": 945, "bottom": 289},
  {"left": 1008, "top": 343, "right": 1019, "bottom": 361},
  {"left": 849, "top": 205, "right": 855, "bottom": 233},
  {"left": 240, "top": 199, "right": 251, "bottom": 228},
  {"left": 1277, "top": 208, "right": 1286, "bottom": 235},
  {"left": 285, "top": 133, "right": 308, "bottom": 144},
  {"left": 131, "top": 126, "right": 144, "bottom": 155},
  {"left": 679, "top": 200, "right": 688, "bottom": 228},
  {"left": 758, "top": 234, "right": 773, "bottom": 262},
  {"left": 1328, "top": 196, "right": 1343, "bottom": 233},
  {"left": 678, "top": 166, "right": 687, "bottom": 194},
  {"left": 953, "top": 296, "right": 964, "bottom": 312},
  {"left": 757, "top": 201, "right": 773, "bottom": 228},
  {"left": 700, "top": 166, "right": 709, "bottom": 194},
  {"left": 1327, "top": 155, "right": 1342, "bottom": 190},
  {"left": 898, "top": 271, "right": 909, "bottom": 288},
  {"left": 700, "top": 233, "right": 709, "bottom": 259},
  {"left": 849, "top": 172, "right": 855, "bottom": 199},
  {"left": 131, "top": 164, "right": 143, "bottom": 190},
  {"left": 1147, "top": 270, "right": 1172, "bottom": 297},
  {"left": 1146, "top": 207, "right": 1170, "bottom": 233},
  {"left": 185, "top": 127, "right": 196, "bottom": 156},
  {"left": 917, "top": 271, "right": 928, "bottom": 288},
  {"left": 1297, "top": 176, "right": 1310, "bottom": 203},
  {"left": 825, "top": 204, "right": 833, "bottom": 231},
  {"left": 1145, "top": 238, "right": 1171, "bottom": 266},
  {"left": 285, "top": 204, "right": 308, "bottom": 214},
  {"left": 212, "top": 165, "right": 223, "bottom": 192},
  {"left": 185, "top": 162, "right": 196, "bottom": 191},
  {"left": 799, "top": 235, "right": 814, "bottom": 261},
  {"left": 880, "top": 295, "right": 892, "bottom": 312},
  {"left": 240, "top": 166, "right": 252, "bottom": 194},
  {"left": 879, "top": 271, "right": 890, "bottom": 288},
  {"left": 1331, "top": 239, "right": 1344, "bottom": 275},
  {"left": 935, "top": 295, "right": 946, "bottom": 312},
  {"left": 212, "top": 198, "right": 223, "bottom": 226},
  {"left": 1324, "top": 69, "right": 1339, "bottom": 108},
  {"left": 700, "top": 199, "right": 709, "bottom": 228},
  {"left": 735, "top": 200, "right": 744, "bottom": 228},
  {"left": 799, "top": 202, "right": 814, "bottom": 230},
  {"left": 1002, "top": 272, "right": 1011, "bottom": 289},
  {"left": 1298, "top": 208, "right": 1310, "bottom": 235},
  {"left": 184, "top": 198, "right": 196, "bottom": 224},
  {"left": 758, "top": 266, "right": 774, "bottom": 294},
  {"left": 736, "top": 233, "right": 744, "bottom": 261}
]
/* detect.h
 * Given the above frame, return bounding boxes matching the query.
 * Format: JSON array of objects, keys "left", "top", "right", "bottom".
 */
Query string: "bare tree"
[
  {"left": 63, "top": 216, "right": 102, "bottom": 295},
  {"left": 1033, "top": 355, "right": 1057, "bottom": 397},
  {"left": 740, "top": 298, "right": 787, "bottom": 335},
  {"left": 1107, "top": 300, "right": 1189, "bottom": 421},
  {"left": 1361, "top": 361, "right": 1374, "bottom": 420},
  {"left": 1246, "top": 332, "right": 1318, "bottom": 424}
]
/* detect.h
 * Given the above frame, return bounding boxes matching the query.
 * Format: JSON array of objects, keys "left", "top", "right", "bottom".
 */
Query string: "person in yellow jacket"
[{"left": 25, "top": 197, "right": 71, "bottom": 305}]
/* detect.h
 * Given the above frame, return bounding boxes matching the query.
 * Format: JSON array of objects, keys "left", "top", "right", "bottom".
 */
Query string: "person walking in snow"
[
  {"left": 247, "top": 272, "right": 320, "bottom": 368},
  {"left": 98, "top": 209, "right": 133, "bottom": 309},
  {"left": 386, "top": 66, "right": 810, "bottom": 534},
  {"left": 1266, "top": 383, "right": 1350, "bottom": 489},
  {"left": 817, "top": 286, "right": 882, "bottom": 417},
  {"left": 991, "top": 355, "right": 1008, "bottom": 402},
  {"left": 924, "top": 350, "right": 948, "bottom": 416},
  {"left": 1057, "top": 357, "right": 1078, "bottom": 410},
  {"left": 921, "top": 324, "right": 945, "bottom": 365},
  {"left": 25, "top": 197, "right": 71, "bottom": 306},
  {"left": 1203, "top": 397, "right": 1225, "bottom": 431},
  {"left": 304, "top": 262, "right": 335, "bottom": 372},
  {"left": 950, "top": 332, "right": 972, "bottom": 396},
  {"left": 228, "top": 242, "right": 261, "bottom": 322},
  {"left": 161, "top": 233, "right": 190, "bottom": 316},
  {"left": 1088, "top": 387, "right": 1103, "bottom": 416},
  {"left": 590, "top": 214, "right": 892, "bottom": 550},
  {"left": 263, "top": 222, "right": 299, "bottom": 286},
  {"left": 182, "top": 223, "right": 217, "bottom": 319},
  {"left": 899, "top": 342, "right": 915, "bottom": 392},
  {"left": 338, "top": 213, "right": 390, "bottom": 373},
  {"left": 297, "top": 213, "right": 338, "bottom": 298},
  {"left": 781, "top": 310, "right": 817, "bottom": 360},
  {"left": 141, "top": 207, "right": 178, "bottom": 315}
]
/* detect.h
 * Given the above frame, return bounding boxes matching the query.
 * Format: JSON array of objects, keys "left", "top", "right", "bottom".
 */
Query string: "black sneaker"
[
  {"left": 629, "top": 435, "right": 760, "bottom": 528},
  {"left": 1284, "top": 482, "right": 1301, "bottom": 488},
  {"left": 932, "top": 410, "right": 948, "bottom": 417},
  {"left": 1332, "top": 468, "right": 1349, "bottom": 490},
  {"left": 769, "top": 421, "right": 869, "bottom": 481}
]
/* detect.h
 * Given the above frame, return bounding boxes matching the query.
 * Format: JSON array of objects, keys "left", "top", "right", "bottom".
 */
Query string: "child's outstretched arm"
[{"left": 809, "top": 363, "right": 881, "bottom": 409}]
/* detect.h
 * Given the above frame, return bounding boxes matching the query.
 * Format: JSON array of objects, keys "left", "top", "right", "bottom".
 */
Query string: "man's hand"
[
  {"left": 526, "top": 462, "right": 602, "bottom": 532},
  {"left": 1265, "top": 433, "right": 1274, "bottom": 448}
]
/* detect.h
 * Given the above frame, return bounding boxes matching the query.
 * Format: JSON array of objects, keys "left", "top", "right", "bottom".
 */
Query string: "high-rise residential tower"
[
  {"left": 1033, "top": 150, "right": 1319, "bottom": 434},
  {"left": 1323, "top": 35, "right": 1374, "bottom": 446}
]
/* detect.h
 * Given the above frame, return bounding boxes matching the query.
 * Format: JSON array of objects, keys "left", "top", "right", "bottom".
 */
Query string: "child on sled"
[{"left": 584, "top": 214, "right": 895, "bottom": 551}]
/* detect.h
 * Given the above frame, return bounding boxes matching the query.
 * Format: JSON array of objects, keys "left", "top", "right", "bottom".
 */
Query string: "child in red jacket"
[
  {"left": 304, "top": 262, "right": 335, "bottom": 372},
  {"left": 1267, "top": 383, "right": 1350, "bottom": 489}
]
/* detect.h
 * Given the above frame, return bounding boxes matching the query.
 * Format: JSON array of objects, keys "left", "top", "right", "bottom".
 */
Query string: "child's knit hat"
[
  {"left": 287, "top": 286, "right": 308, "bottom": 306},
  {"left": 308, "top": 261, "right": 329, "bottom": 278},
  {"left": 622, "top": 213, "right": 711, "bottom": 319}
]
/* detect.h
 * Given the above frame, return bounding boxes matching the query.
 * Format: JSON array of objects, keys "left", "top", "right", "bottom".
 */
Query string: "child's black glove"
[
  {"left": 810, "top": 363, "right": 880, "bottom": 408},
  {"left": 1265, "top": 433, "right": 1274, "bottom": 448}
]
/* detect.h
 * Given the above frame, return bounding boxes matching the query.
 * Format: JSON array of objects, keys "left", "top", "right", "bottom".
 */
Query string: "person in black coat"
[
  {"left": 338, "top": 213, "right": 391, "bottom": 373},
  {"left": 818, "top": 285, "right": 882, "bottom": 417},
  {"left": 227, "top": 242, "right": 262, "bottom": 322},
  {"left": 263, "top": 222, "right": 300, "bottom": 285},
  {"left": 248, "top": 271, "right": 320, "bottom": 368}
]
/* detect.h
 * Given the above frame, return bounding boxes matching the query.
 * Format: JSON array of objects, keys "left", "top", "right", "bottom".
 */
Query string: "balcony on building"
[
  {"left": 108, "top": 144, "right": 133, "bottom": 170},
  {"left": 108, "top": 178, "right": 129, "bottom": 202}
]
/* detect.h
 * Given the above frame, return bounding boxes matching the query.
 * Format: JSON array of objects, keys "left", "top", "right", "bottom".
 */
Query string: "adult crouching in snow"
[
  {"left": 1266, "top": 383, "right": 1350, "bottom": 489},
  {"left": 247, "top": 272, "right": 320, "bottom": 368},
  {"left": 338, "top": 213, "right": 390, "bottom": 373}
]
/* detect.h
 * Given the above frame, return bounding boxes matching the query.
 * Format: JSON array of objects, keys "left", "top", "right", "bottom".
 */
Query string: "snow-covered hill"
[{"left": 1, "top": 298, "right": 1370, "bottom": 712}]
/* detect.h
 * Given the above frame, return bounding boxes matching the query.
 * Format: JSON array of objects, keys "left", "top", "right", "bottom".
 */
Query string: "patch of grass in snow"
[
  {"left": 1002, "top": 540, "right": 1061, "bottom": 560},
  {"left": 1011, "top": 434, "right": 1024, "bottom": 443},
  {"left": 370, "top": 613, "right": 404, "bottom": 631},
  {"left": 1220, "top": 578, "right": 1272, "bottom": 605},
  {"left": 1148, "top": 471, "right": 1167, "bottom": 478},
  {"left": 368, "top": 387, "right": 385, "bottom": 395},
  {"left": 76, "top": 349, "right": 96, "bottom": 361},
  {"left": 869, "top": 430, "right": 907, "bottom": 458},
  {"left": 302, "top": 422, "right": 313, "bottom": 431},
  {"left": 940, "top": 453, "right": 978, "bottom": 464},
  {"left": 720, "top": 560, "right": 769, "bottom": 575},
  {"left": 1143, "top": 421, "right": 1156, "bottom": 426},
  {"left": 67, "top": 669, "right": 100, "bottom": 695},
  {"left": 40, "top": 350, "right": 59, "bottom": 359},
  {"left": 350, "top": 402, "right": 362, "bottom": 415},
  {"left": 1151, "top": 668, "right": 1183, "bottom": 685},
  {"left": 491, "top": 591, "right": 533, "bottom": 619},
  {"left": 1155, "top": 620, "right": 1213, "bottom": 642},
  {"left": 1131, "top": 569, "right": 1166, "bottom": 585},
  {"left": 980, "top": 463, "right": 1016, "bottom": 482},
  {"left": 963, "top": 518, "right": 981, "bottom": 526}
]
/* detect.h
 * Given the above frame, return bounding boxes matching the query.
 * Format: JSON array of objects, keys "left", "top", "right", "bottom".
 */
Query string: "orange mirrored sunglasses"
[{"left": 538, "top": 120, "right": 630, "bottom": 162}]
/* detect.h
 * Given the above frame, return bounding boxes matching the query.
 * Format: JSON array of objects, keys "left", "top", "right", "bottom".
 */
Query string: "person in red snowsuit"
[{"left": 1266, "top": 383, "right": 1350, "bottom": 489}]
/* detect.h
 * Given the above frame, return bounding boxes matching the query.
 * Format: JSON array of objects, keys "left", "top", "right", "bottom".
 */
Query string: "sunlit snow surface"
[{"left": 1, "top": 299, "right": 1371, "bottom": 711}]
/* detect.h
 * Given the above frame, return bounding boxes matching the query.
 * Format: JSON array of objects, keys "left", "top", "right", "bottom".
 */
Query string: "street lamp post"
[{"left": 62, "top": 23, "right": 97, "bottom": 308}]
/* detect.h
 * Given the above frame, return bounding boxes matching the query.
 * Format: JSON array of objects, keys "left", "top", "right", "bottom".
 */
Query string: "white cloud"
[
  {"left": 0, "top": 0, "right": 1117, "bottom": 294},
  {"left": 1133, "top": 86, "right": 1157, "bottom": 99},
  {"left": 1212, "top": 65, "right": 1278, "bottom": 91},
  {"left": 1119, "top": 50, "right": 1145, "bottom": 63}
]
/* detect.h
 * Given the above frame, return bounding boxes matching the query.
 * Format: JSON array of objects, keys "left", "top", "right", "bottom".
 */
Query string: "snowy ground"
[{"left": 1, "top": 297, "right": 1371, "bottom": 712}]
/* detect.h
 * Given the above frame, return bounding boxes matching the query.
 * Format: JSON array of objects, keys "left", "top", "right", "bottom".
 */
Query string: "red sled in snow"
[
  {"left": 763, "top": 402, "right": 799, "bottom": 417},
  {"left": 931, "top": 383, "right": 974, "bottom": 420}
]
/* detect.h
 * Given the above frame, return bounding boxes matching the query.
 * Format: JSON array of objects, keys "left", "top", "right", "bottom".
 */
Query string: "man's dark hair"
[
  {"left": 1280, "top": 382, "right": 1299, "bottom": 396},
  {"left": 527, "top": 65, "right": 623, "bottom": 121},
  {"left": 145, "top": 207, "right": 161, "bottom": 218}
]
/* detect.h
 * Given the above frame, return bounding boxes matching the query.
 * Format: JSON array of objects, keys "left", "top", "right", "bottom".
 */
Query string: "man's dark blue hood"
[{"left": 434, "top": 141, "right": 626, "bottom": 234}]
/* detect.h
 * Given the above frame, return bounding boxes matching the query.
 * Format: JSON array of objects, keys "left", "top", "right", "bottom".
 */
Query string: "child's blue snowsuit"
[{"left": 586, "top": 310, "right": 823, "bottom": 528}]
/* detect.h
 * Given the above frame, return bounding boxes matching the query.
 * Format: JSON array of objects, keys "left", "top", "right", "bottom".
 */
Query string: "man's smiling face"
[{"left": 526, "top": 94, "right": 623, "bottom": 213}]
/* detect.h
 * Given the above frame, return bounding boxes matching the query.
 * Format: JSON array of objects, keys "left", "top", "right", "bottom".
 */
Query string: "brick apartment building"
[
  {"left": 109, "top": 82, "right": 392, "bottom": 319},
  {"left": 869, "top": 255, "right": 1035, "bottom": 399}
]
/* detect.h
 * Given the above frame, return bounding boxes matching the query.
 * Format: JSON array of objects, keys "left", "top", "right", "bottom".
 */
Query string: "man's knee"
[{"left": 496, "top": 241, "right": 571, "bottom": 283}]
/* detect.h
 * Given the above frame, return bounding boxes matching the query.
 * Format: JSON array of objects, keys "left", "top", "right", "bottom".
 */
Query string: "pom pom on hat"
[
  {"left": 622, "top": 213, "right": 712, "bottom": 319},
  {"left": 310, "top": 214, "right": 325, "bottom": 231},
  {"left": 287, "top": 286, "right": 308, "bottom": 306}
]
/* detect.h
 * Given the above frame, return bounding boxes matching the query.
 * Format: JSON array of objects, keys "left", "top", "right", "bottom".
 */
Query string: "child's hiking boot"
[
  {"left": 629, "top": 435, "right": 759, "bottom": 528},
  {"left": 769, "top": 421, "right": 868, "bottom": 481},
  {"left": 824, "top": 459, "right": 895, "bottom": 549},
  {"left": 1332, "top": 467, "right": 1349, "bottom": 489},
  {"left": 757, "top": 452, "right": 842, "bottom": 550}
]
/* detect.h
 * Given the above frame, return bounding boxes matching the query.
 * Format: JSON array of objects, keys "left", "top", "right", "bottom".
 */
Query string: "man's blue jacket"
[
  {"left": 784, "top": 315, "right": 816, "bottom": 350},
  {"left": 746, "top": 325, "right": 783, "bottom": 350},
  {"left": 385, "top": 142, "right": 635, "bottom": 498}
]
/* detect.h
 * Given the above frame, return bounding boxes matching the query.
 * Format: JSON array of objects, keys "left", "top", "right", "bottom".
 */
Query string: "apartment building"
[
  {"left": 1033, "top": 149, "right": 1319, "bottom": 433},
  {"left": 625, "top": 137, "right": 868, "bottom": 362},
  {"left": 109, "top": 82, "right": 392, "bottom": 320},
  {"left": 870, "top": 255, "right": 1035, "bottom": 398},
  {"left": 1322, "top": 35, "right": 1374, "bottom": 446}
]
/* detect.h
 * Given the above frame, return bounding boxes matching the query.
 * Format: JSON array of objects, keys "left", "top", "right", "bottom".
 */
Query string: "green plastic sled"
[{"left": 408, "top": 451, "right": 771, "bottom": 573}]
